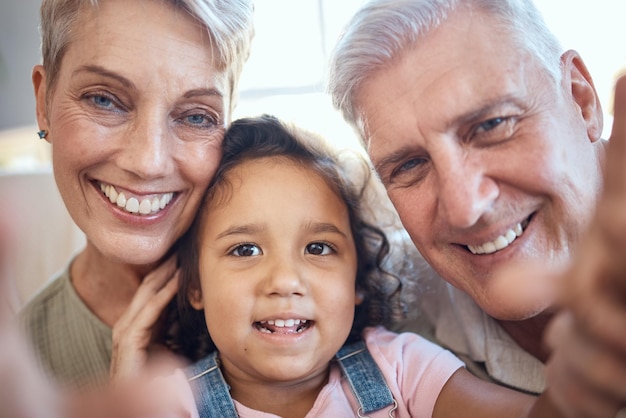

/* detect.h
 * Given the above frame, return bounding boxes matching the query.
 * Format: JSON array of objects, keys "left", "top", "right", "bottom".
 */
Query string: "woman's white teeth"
[
  {"left": 100, "top": 182, "right": 173, "bottom": 215},
  {"left": 467, "top": 222, "right": 524, "bottom": 255}
]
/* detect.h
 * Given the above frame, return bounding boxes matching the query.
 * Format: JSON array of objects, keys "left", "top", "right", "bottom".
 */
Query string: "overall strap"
[
  {"left": 335, "top": 341, "right": 398, "bottom": 417},
  {"left": 184, "top": 351, "right": 239, "bottom": 418}
]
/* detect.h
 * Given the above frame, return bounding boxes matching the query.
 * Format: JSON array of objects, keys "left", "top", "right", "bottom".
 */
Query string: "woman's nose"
[{"left": 118, "top": 112, "right": 174, "bottom": 179}]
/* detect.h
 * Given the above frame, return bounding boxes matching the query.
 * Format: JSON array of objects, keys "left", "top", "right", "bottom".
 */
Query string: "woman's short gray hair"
[{"left": 327, "top": 0, "right": 563, "bottom": 130}]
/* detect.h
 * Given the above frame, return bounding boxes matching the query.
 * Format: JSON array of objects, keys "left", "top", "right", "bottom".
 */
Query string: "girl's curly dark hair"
[{"left": 163, "top": 114, "right": 403, "bottom": 361}]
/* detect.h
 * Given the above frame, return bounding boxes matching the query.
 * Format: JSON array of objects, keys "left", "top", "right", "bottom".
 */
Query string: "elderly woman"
[{"left": 20, "top": 0, "right": 254, "bottom": 389}]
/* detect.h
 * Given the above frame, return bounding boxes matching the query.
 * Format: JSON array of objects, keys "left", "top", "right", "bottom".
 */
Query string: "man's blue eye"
[
  {"left": 399, "top": 159, "right": 420, "bottom": 172},
  {"left": 479, "top": 117, "right": 504, "bottom": 132}
]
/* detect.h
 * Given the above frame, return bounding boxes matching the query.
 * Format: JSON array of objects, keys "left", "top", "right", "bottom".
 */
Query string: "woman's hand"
[{"left": 110, "top": 256, "right": 182, "bottom": 380}]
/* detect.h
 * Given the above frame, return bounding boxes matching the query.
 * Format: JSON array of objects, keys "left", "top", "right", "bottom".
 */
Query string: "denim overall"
[{"left": 184, "top": 341, "right": 398, "bottom": 417}]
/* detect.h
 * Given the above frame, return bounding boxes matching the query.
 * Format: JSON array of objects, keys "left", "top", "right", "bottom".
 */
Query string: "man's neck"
[{"left": 495, "top": 312, "right": 555, "bottom": 363}]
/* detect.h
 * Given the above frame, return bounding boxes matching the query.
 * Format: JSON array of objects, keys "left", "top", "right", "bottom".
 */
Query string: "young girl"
[{"left": 163, "top": 115, "right": 561, "bottom": 417}]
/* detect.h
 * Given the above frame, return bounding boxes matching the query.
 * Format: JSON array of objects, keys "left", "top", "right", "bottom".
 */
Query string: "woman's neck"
[{"left": 70, "top": 242, "right": 156, "bottom": 327}]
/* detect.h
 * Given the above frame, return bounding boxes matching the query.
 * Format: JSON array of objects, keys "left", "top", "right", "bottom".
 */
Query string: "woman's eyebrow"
[
  {"left": 72, "top": 65, "right": 135, "bottom": 90},
  {"left": 184, "top": 88, "right": 224, "bottom": 99}
]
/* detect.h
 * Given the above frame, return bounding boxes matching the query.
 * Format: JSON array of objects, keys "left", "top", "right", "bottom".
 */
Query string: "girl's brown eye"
[
  {"left": 306, "top": 242, "right": 333, "bottom": 255},
  {"left": 231, "top": 243, "right": 261, "bottom": 257}
]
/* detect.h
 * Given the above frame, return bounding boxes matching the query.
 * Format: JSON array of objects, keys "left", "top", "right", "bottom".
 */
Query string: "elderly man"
[{"left": 328, "top": 0, "right": 625, "bottom": 413}]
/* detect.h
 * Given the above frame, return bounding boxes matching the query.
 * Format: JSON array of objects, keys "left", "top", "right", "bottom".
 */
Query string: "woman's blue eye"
[
  {"left": 306, "top": 242, "right": 333, "bottom": 255},
  {"left": 186, "top": 114, "right": 208, "bottom": 124},
  {"left": 92, "top": 95, "right": 113, "bottom": 108},
  {"left": 231, "top": 244, "right": 261, "bottom": 257}
]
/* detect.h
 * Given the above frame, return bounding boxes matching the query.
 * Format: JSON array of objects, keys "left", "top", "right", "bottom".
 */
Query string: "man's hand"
[{"left": 545, "top": 74, "right": 626, "bottom": 418}]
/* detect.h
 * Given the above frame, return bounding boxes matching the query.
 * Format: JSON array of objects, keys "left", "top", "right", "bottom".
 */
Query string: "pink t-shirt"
[{"left": 161, "top": 327, "right": 464, "bottom": 417}]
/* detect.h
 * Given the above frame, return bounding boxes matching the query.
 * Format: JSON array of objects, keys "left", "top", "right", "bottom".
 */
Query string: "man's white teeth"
[
  {"left": 100, "top": 182, "right": 173, "bottom": 215},
  {"left": 467, "top": 222, "right": 524, "bottom": 255}
]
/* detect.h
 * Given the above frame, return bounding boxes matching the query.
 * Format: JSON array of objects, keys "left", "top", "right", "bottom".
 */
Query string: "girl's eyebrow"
[
  {"left": 216, "top": 224, "right": 265, "bottom": 240},
  {"left": 304, "top": 221, "right": 348, "bottom": 238}
]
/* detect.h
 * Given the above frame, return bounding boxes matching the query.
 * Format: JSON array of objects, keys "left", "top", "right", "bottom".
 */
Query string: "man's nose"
[{"left": 435, "top": 149, "right": 499, "bottom": 229}]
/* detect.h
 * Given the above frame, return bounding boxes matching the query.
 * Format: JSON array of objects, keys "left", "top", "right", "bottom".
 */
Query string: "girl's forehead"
[{"left": 206, "top": 155, "right": 343, "bottom": 211}]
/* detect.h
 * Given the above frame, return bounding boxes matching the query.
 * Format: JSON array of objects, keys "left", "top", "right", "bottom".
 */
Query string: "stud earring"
[{"left": 37, "top": 130, "right": 48, "bottom": 139}]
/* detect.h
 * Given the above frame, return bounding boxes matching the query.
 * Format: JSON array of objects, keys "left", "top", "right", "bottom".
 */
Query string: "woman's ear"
[
  {"left": 188, "top": 285, "right": 204, "bottom": 310},
  {"left": 560, "top": 50, "right": 604, "bottom": 142},
  {"left": 32, "top": 65, "right": 50, "bottom": 143}
]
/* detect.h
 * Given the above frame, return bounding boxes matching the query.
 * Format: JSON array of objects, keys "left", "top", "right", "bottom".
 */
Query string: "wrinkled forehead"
[
  {"left": 64, "top": 1, "right": 225, "bottom": 81},
  {"left": 354, "top": 12, "right": 545, "bottom": 160}
]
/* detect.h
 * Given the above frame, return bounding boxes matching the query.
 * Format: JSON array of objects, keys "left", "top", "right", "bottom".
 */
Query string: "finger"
[
  {"left": 128, "top": 256, "right": 178, "bottom": 311},
  {"left": 132, "top": 271, "right": 180, "bottom": 331},
  {"left": 111, "top": 271, "right": 181, "bottom": 376},
  {"left": 116, "top": 258, "right": 179, "bottom": 332},
  {"left": 607, "top": 74, "right": 626, "bottom": 165},
  {"left": 569, "top": 289, "right": 626, "bottom": 352},
  {"left": 547, "top": 360, "right": 621, "bottom": 418},
  {"left": 546, "top": 311, "right": 626, "bottom": 400},
  {"left": 490, "top": 259, "right": 565, "bottom": 316},
  {"left": 599, "top": 75, "right": 626, "bottom": 256}
]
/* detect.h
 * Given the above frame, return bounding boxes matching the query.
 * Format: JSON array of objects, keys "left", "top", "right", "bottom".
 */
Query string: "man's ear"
[
  {"left": 32, "top": 65, "right": 51, "bottom": 142},
  {"left": 188, "top": 285, "right": 204, "bottom": 310},
  {"left": 561, "top": 50, "right": 604, "bottom": 143}
]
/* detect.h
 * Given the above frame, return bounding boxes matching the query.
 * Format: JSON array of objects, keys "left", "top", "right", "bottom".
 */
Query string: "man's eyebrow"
[
  {"left": 372, "top": 145, "right": 420, "bottom": 176},
  {"left": 72, "top": 65, "right": 135, "bottom": 90},
  {"left": 450, "top": 94, "right": 523, "bottom": 127}
]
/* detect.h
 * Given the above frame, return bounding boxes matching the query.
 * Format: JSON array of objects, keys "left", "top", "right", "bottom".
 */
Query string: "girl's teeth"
[{"left": 261, "top": 319, "right": 307, "bottom": 328}]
